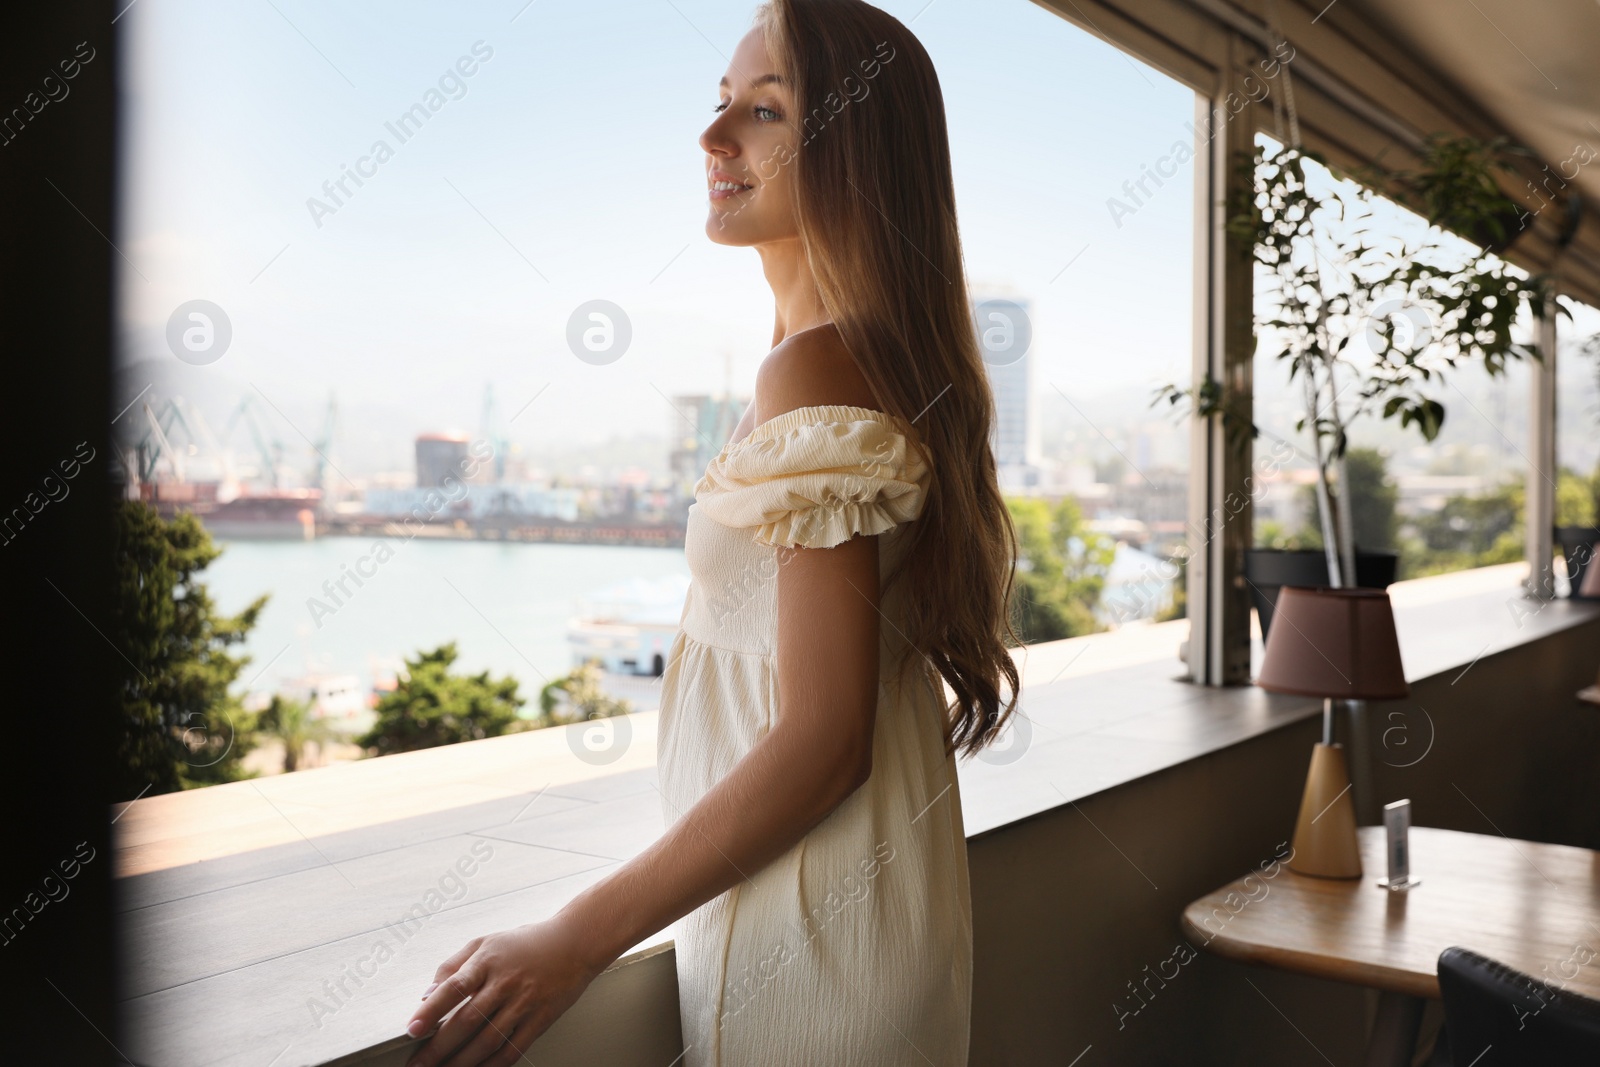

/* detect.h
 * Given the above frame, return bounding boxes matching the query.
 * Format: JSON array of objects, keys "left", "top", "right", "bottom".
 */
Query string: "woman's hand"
[{"left": 403, "top": 916, "right": 614, "bottom": 1067}]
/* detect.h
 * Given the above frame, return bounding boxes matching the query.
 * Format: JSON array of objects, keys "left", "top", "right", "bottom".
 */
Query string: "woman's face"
[{"left": 700, "top": 27, "right": 800, "bottom": 247}]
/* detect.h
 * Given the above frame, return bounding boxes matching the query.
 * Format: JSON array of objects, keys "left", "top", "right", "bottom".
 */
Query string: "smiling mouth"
[{"left": 709, "top": 179, "right": 754, "bottom": 201}]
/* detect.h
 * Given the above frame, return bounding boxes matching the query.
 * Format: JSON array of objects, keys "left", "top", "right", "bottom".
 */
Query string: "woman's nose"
[{"left": 699, "top": 117, "right": 736, "bottom": 159}]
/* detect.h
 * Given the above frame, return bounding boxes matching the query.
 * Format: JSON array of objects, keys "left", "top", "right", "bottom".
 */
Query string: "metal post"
[
  {"left": 1526, "top": 298, "right": 1559, "bottom": 598},
  {"left": 1345, "top": 697, "right": 1379, "bottom": 826}
]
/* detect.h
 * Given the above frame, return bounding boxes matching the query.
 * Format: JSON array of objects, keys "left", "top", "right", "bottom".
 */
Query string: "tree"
[
  {"left": 111, "top": 502, "right": 266, "bottom": 799},
  {"left": 1289, "top": 447, "right": 1399, "bottom": 551},
  {"left": 359, "top": 643, "right": 525, "bottom": 756},
  {"left": 538, "top": 659, "right": 633, "bottom": 728},
  {"left": 1556, "top": 465, "right": 1598, "bottom": 529},
  {"left": 1155, "top": 551, "right": 1188, "bottom": 622},
  {"left": 1342, "top": 449, "right": 1400, "bottom": 552},
  {"left": 1005, "top": 496, "right": 1115, "bottom": 644},
  {"left": 1398, "top": 469, "right": 1599, "bottom": 577},
  {"left": 1255, "top": 518, "right": 1319, "bottom": 551},
  {"left": 257, "top": 695, "right": 338, "bottom": 773},
  {"left": 1403, "top": 484, "right": 1522, "bottom": 575}
]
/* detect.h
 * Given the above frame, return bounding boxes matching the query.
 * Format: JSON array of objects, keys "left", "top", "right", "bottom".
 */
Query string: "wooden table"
[{"left": 1183, "top": 826, "right": 1600, "bottom": 1066}]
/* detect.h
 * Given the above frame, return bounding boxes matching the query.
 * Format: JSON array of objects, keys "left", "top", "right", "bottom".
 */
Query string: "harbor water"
[
  {"left": 205, "top": 536, "right": 691, "bottom": 707},
  {"left": 206, "top": 536, "right": 1169, "bottom": 712}
]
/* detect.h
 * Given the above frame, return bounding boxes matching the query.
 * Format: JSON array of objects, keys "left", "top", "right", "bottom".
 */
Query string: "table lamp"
[{"left": 1256, "top": 586, "right": 1409, "bottom": 879}]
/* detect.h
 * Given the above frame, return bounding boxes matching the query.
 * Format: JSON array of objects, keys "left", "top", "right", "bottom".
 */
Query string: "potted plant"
[
  {"left": 1248, "top": 447, "right": 1401, "bottom": 633},
  {"left": 1160, "top": 135, "right": 1558, "bottom": 634}
]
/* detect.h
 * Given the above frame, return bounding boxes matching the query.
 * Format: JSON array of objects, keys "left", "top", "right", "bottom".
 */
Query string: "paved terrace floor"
[{"left": 114, "top": 563, "right": 1600, "bottom": 1066}]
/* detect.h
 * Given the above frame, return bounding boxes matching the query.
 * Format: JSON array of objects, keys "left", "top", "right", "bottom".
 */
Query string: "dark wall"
[
  {"left": 0, "top": 3, "right": 119, "bottom": 1061},
  {"left": 968, "top": 615, "right": 1600, "bottom": 1065},
  {"left": 1367, "top": 625, "right": 1600, "bottom": 852}
]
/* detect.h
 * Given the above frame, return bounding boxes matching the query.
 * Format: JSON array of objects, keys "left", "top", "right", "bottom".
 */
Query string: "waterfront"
[
  {"left": 207, "top": 536, "right": 1172, "bottom": 714},
  {"left": 205, "top": 536, "right": 691, "bottom": 706}
]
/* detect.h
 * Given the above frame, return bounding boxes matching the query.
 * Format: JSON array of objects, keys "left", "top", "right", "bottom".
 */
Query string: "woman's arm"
[
  {"left": 556, "top": 531, "right": 881, "bottom": 959},
  {"left": 403, "top": 534, "right": 881, "bottom": 1067},
  {"left": 404, "top": 371, "right": 883, "bottom": 1067}
]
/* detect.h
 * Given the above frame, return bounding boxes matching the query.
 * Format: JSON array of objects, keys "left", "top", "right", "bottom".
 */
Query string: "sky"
[{"left": 115, "top": 0, "right": 1200, "bottom": 475}]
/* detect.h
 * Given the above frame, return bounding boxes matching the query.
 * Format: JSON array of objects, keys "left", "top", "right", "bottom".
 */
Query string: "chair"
[{"left": 1431, "top": 946, "right": 1600, "bottom": 1065}]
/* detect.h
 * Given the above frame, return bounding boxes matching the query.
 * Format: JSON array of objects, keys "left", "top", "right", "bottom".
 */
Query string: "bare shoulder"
[{"left": 754, "top": 323, "right": 880, "bottom": 423}]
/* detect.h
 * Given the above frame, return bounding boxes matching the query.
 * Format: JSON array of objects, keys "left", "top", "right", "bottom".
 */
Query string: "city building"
[
  {"left": 973, "top": 293, "right": 1041, "bottom": 489},
  {"left": 414, "top": 432, "right": 472, "bottom": 489},
  {"left": 668, "top": 394, "right": 748, "bottom": 502}
]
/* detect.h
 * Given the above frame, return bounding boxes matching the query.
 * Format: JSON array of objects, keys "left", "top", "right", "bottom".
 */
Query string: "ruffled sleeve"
[{"left": 694, "top": 404, "right": 930, "bottom": 549}]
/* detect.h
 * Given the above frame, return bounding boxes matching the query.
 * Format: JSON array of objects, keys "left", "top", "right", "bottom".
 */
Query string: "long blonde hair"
[{"left": 757, "top": 0, "right": 1020, "bottom": 758}]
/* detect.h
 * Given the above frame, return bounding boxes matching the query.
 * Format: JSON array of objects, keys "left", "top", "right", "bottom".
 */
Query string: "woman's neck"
[{"left": 757, "top": 236, "right": 831, "bottom": 346}]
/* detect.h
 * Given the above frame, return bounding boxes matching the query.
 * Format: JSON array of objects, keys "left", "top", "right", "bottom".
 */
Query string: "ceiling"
[
  {"left": 1036, "top": 0, "right": 1600, "bottom": 298},
  {"left": 1342, "top": 0, "right": 1600, "bottom": 243}
]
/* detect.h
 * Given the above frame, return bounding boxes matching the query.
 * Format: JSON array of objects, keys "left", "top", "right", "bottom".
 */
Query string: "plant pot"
[
  {"left": 1556, "top": 526, "right": 1600, "bottom": 599},
  {"left": 1244, "top": 548, "right": 1400, "bottom": 638},
  {"left": 1463, "top": 203, "right": 1530, "bottom": 255}
]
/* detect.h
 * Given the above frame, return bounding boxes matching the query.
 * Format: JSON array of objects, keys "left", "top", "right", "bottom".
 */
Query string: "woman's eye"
[
  {"left": 754, "top": 105, "right": 779, "bottom": 122},
  {"left": 712, "top": 101, "right": 729, "bottom": 113}
]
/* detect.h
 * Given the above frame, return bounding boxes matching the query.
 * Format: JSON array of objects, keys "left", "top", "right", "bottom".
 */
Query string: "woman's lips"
[{"left": 708, "top": 176, "right": 753, "bottom": 201}]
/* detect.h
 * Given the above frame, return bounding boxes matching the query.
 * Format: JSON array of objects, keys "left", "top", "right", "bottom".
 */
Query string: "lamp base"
[{"left": 1288, "top": 742, "right": 1363, "bottom": 879}]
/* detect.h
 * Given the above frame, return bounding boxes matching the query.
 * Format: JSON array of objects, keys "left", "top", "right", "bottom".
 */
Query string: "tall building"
[
  {"left": 415, "top": 432, "right": 471, "bottom": 488},
  {"left": 973, "top": 294, "right": 1040, "bottom": 489},
  {"left": 668, "top": 394, "right": 748, "bottom": 502}
]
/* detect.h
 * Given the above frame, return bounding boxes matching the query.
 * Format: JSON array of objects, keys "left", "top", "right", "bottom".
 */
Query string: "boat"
[
  {"left": 202, "top": 490, "right": 320, "bottom": 540},
  {"left": 278, "top": 673, "right": 373, "bottom": 736},
  {"left": 566, "top": 574, "right": 689, "bottom": 679}
]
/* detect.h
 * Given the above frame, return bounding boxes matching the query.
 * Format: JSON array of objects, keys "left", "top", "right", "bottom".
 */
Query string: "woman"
[{"left": 404, "top": 2, "right": 1019, "bottom": 1064}]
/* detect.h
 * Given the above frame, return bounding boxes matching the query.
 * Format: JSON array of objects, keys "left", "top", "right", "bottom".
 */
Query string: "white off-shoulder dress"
[{"left": 656, "top": 404, "right": 973, "bottom": 1067}]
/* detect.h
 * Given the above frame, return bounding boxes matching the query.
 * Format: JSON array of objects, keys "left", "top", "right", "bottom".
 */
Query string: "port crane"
[
  {"left": 223, "top": 393, "right": 286, "bottom": 489},
  {"left": 137, "top": 401, "right": 185, "bottom": 484},
  {"left": 307, "top": 392, "right": 339, "bottom": 496},
  {"left": 126, "top": 395, "right": 234, "bottom": 489}
]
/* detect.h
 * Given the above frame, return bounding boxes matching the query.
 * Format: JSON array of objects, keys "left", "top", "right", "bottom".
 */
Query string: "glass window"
[
  {"left": 951, "top": 13, "right": 1195, "bottom": 640},
  {"left": 114, "top": 2, "right": 1198, "bottom": 780},
  {"left": 1555, "top": 299, "right": 1600, "bottom": 592},
  {"left": 1249, "top": 135, "right": 1539, "bottom": 587}
]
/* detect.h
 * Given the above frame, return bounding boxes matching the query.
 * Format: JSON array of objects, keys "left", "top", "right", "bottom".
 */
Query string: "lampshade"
[
  {"left": 1581, "top": 554, "right": 1600, "bottom": 598},
  {"left": 1256, "top": 586, "right": 1409, "bottom": 700}
]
